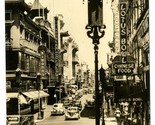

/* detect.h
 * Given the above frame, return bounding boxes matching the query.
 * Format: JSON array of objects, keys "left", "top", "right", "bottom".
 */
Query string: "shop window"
[
  {"left": 30, "top": 34, "right": 33, "bottom": 42},
  {"left": 25, "top": 31, "right": 29, "bottom": 40}
]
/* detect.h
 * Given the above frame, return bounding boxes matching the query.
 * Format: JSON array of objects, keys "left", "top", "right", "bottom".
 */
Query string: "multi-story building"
[
  {"left": 76, "top": 63, "right": 93, "bottom": 89},
  {"left": 62, "top": 37, "right": 79, "bottom": 84},
  {"left": 108, "top": 0, "right": 149, "bottom": 124},
  {"left": 126, "top": 0, "right": 149, "bottom": 124},
  {"left": 6, "top": 0, "right": 54, "bottom": 116}
]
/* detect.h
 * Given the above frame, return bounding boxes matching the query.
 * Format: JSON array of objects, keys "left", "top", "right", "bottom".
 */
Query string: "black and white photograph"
[{"left": 3, "top": 0, "right": 152, "bottom": 125}]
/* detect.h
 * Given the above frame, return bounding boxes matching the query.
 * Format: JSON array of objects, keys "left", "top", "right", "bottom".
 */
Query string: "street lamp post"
[
  {"left": 37, "top": 73, "right": 42, "bottom": 119},
  {"left": 86, "top": 1, "right": 106, "bottom": 125},
  {"left": 16, "top": 67, "right": 21, "bottom": 117},
  {"left": 86, "top": 25, "right": 105, "bottom": 125}
]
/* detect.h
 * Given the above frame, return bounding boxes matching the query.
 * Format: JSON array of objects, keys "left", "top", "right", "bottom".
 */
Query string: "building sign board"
[
  {"left": 120, "top": 3, "right": 127, "bottom": 52},
  {"left": 118, "top": 98, "right": 142, "bottom": 102},
  {"left": 113, "top": 55, "right": 135, "bottom": 75}
]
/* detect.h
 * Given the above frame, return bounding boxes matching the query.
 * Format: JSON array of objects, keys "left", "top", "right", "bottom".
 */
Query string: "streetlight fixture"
[
  {"left": 86, "top": 1, "right": 106, "bottom": 125},
  {"left": 37, "top": 72, "right": 42, "bottom": 119}
]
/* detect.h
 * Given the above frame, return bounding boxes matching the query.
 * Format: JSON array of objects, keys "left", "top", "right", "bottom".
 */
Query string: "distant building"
[{"left": 108, "top": 0, "right": 150, "bottom": 125}]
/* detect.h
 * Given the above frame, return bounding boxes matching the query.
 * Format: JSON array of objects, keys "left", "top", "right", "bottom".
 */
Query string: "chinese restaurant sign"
[
  {"left": 120, "top": 2, "right": 127, "bottom": 52},
  {"left": 113, "top": 55, "right": 135, "bottom": 74}
]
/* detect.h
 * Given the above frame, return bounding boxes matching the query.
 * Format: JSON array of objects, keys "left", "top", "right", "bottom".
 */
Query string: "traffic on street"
[{"left": 36, "top": 93, "right": 117, "bottom": 125}]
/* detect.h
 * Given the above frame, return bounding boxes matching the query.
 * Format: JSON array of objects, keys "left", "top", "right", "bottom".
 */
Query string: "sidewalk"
[
  {"left": 34, "top": 105, "right": 53, "bottom": 123},
  {"left": 104, "top": 117, "right": 117, "bottom": 125}
]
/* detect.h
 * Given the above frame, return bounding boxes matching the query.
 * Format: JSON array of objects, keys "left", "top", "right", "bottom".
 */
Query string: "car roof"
[
  {"left": 67, "top": 107, "right": 78, "bottom": 109},
  {"left": 53, "top": 103, "right": 63, "bottom": 106}
]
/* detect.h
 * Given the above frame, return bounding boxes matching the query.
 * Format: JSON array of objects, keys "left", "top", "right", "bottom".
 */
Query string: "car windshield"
[
  {"left": 53, "top": 104, "right": 63, "bottom": 107},
  {"left": 68, "top": 107, "right": 77, "bottom": 111},
  {"left": 54, "top": 105, "right": 58, "bottom": 107}
]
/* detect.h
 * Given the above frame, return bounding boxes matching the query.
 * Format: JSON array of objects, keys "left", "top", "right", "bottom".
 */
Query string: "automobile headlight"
[{"left": 52, "top": 108, "right": 57, "bottom": 112}]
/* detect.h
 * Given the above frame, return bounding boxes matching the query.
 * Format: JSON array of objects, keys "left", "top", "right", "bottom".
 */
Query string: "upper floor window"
[{"left": 5, "top": 11, "right": 12, "bottom": 20}]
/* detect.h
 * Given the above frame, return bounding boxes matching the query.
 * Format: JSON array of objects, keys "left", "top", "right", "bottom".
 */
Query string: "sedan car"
[
  {"left": 51, "top": 103, "right": 65, "bottom": 115},
  {"left": 73, "top": 100, "right": 82, "bottom": 110},
  {"left": 65, "top": 107, "right": 80, "bottom": 120}
]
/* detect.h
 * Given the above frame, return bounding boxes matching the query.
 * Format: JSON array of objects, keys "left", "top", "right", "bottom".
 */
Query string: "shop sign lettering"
[
  {"left": 120, "top": 3, "right": 127, "bottom": 52},
  {"left": 113, "top": 55, "right": 135, "bottom": 74}
]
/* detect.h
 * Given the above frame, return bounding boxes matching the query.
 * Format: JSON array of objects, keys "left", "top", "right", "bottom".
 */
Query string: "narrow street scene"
[{"left": 5, "top": 0, "right": 150, "bottom": 125}]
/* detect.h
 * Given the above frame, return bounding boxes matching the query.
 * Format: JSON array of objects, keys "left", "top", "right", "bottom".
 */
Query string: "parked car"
[
  {"left": 85, "top": 98, "right": 95, "bottom": 108},
  {"left": 51, "top": 103, "right": 65, "bottom": 115},
  {"left": 65, "top": 106, "right": 80, "bottom": 120}
]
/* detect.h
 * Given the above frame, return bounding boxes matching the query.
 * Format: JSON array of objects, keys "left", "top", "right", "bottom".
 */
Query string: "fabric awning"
[
  {"left": 6, "top": 93, "right": 28, "bottom": 104},
  {"left": 34, "top": 91, "right": 49, "bottom": 98},
  {"left": 23, "top": 91, "right": 38, "bottom": 100},
  {"left": 23, "top": 91, "right": 49, "bottom": 100}
]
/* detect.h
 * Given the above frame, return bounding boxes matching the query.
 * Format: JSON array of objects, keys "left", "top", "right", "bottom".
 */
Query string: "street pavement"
[
  {"left": 34, "top": 105, "right": 53, "bottom": 123},
  {"left": 34, "top": 94, "right": 117, "bottom": 125}
]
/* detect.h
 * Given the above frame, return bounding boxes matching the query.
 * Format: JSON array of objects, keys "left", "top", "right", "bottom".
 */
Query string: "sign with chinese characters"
[
  {"left": 38, "top": 45, "right": 47, "bottom": 78},
  {"left": 120, "top": 2, "right": 127, "bottom": 52}
]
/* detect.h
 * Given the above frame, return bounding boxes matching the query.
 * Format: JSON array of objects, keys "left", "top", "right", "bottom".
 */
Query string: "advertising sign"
[
  {"left": 120, "top": 3, "right": 127, "bottom": 52},
  {"left": 113, "top": 55, "right": 135, "bottom": 75}
]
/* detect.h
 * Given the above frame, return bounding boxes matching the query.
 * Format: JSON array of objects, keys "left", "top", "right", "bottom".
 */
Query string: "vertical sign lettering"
[
  {"left": 120, "top": 3, "right": 127, "bottom": 52},
  {"left": 54, "top": 16, "right": 59, "bottom": 82}
]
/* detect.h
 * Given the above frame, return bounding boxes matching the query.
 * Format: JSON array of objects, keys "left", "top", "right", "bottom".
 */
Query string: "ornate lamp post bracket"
[{"left": 86, "top": 25, "right": 106, "bottom": 45}]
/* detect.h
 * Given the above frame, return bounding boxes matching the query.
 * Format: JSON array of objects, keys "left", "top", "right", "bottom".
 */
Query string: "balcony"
[
  {"left": 20, "top": 39, "right": 38, "bottom": 53},
  {"left": 72, "top": 42, "right": 78, "bottom": 52},
  {"left": 61, "top": 43, "right": 68, "bottom": 53}
]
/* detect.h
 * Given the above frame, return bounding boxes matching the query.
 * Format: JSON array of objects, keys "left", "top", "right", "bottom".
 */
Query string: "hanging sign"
[
  {"left": 120, "top": 2, "right": 127, "bottom": 52},
  {"left": 113, "top": 55, "right": 135, "bottom": 74}
]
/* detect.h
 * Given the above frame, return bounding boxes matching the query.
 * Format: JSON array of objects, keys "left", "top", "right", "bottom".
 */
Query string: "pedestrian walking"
[{"left": 115, "top": 108, "right": 121, "bottom": 125}]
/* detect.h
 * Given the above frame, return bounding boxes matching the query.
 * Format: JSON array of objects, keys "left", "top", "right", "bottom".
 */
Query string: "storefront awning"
[
  {"left": 33, "top": 91, "right": 49, "bottom": 98},
  {"left": 23, "top": 91, "right": 49, "bottom": 100},
  {"left": 23, "top": 91, "right": 38, "bottom": 100},
  {"left": 6, "top": 93, "right": 28, "bottom": 104}
]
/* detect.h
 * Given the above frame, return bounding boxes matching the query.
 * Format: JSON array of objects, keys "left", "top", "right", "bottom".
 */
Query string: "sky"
[{"left": 25, "top": 0, "right": 113, "bottom": 70}]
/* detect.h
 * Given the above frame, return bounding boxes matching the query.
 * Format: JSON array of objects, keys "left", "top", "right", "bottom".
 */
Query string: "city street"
[
  {"left": 36, "top": 94, "right": 117, "bottom": 125},
  {"left": 5, "top": 0, "right": 150, "bottom": 125},
  {"left": 36, "top": 117, "right": 117, "bottom": 125}
]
